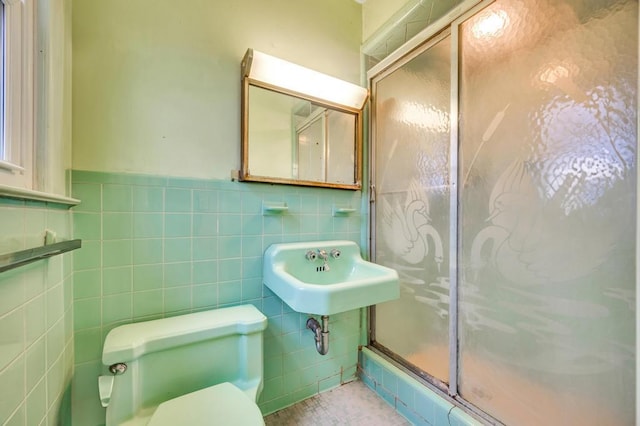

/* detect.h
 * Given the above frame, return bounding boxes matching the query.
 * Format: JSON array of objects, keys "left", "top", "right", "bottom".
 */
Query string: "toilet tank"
[{"left": 101, "top": 305, "right": 267, "bottom": 426}]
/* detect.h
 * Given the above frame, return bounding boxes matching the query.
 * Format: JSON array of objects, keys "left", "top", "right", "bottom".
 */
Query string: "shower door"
[
  {"left": 370, "top": 0, "right": 637, "bottom": 424},
  {"left": 371, "top": 31, "right": 452, "bottom": 385}
]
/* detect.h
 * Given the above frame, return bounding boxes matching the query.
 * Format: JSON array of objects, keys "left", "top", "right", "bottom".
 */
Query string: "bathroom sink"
[{"left": 263, "top": 240, "right": 399, "bottom": 315}]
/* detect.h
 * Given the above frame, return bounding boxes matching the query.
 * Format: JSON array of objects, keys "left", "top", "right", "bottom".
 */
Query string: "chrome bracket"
[{"left": 109, "top": 363, "right": 127, "bottom": 375}]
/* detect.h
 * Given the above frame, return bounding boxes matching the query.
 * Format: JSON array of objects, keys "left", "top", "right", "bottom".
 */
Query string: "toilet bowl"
[{"left": 98, "top": 305, "right": 267, "bottom": 425}]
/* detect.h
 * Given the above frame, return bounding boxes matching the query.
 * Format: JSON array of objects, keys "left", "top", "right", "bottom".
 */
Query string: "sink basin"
[{"left": 263, "top": 240, "right": 399, "bottom": 315}]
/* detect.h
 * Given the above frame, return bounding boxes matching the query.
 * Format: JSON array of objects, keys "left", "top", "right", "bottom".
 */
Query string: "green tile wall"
[
  {"left": 0, "top": 199, "right": 74, "bottom": 426},
  {"left": 71, "top": 170, "right": 364, "bottom": 425}
]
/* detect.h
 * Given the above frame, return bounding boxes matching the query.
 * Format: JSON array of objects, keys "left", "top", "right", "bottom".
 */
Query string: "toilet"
[{"left": 98, "top": 304, "right": 267, "bottom": 425}]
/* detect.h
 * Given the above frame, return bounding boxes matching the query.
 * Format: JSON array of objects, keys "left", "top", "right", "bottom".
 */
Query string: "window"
[{"left": 0, "top": 0, "right": 34, "bottom": 189}]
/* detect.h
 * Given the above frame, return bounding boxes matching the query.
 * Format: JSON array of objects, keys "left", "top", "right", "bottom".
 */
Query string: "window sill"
[
  {"left": 0, "top": 184, "right": 80, "bottom": 206},
  {"left": 0, "top": 160, "right": 26, "bottom": 173}
]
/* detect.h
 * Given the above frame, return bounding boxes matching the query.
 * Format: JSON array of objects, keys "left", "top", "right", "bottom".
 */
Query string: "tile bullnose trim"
[
  {"left": 359, "top": 346, "right": 485, "bottom": 426},
  {"left": 0, "top": 184, "right": 80, "bottom": 206}
]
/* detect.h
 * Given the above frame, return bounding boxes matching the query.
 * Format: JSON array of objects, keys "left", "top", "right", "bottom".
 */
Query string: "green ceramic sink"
[{"left": 263, "top": 240, "right": 399, "bottom": 315}]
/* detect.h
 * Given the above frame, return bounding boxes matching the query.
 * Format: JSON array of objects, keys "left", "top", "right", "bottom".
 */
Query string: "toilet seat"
[{"left": 148, "top": 382, "right": 264, "bottom": 426}]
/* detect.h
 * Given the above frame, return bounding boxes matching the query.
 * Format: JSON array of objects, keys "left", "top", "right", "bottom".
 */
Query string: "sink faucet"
[
  {"left": 317, "top": 249, "right": 330, "bottom": 271},
  {"left": 317, "top": 249, "right": 328, "bottom": 261}
]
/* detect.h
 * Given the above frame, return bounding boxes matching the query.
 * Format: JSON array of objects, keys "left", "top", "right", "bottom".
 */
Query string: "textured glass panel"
[
  {"left": 458, "top": 0, "right": 637, "bottom": 425},
  {"left": 373, "top": 36, "right": 451, "bottom": 382}
]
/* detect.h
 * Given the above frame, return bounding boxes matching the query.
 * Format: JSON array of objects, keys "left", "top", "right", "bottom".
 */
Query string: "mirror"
[
  {"left": 245, "top": 86, "right": 358, "bottom": 185},
  {"left": 240, "top": 49, "right": 367, "bottom": 190}
]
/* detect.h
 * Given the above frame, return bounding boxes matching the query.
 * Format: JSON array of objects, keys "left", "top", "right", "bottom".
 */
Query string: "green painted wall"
[
  {"left": 72, "top": 0, "right": 362, "bottom": 180},
  {"left": 361, "top": 0, "right": 410, "bottom": 42}
]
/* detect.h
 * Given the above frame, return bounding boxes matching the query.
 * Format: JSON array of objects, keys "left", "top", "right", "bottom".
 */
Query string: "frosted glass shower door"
[
  {"left": 372, "top": 34, "right": 452, "bottom": 382},
  {"left": 457, "top": 1, "right": 637, "bottom": 425}
]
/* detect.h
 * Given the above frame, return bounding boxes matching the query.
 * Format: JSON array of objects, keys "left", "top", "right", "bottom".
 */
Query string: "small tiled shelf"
[
  {"left": 332, "top": 206, "right": 356, "bottom": 216},
  {"left": 262, "top": 201, "right": 288, "bottom": 215}
]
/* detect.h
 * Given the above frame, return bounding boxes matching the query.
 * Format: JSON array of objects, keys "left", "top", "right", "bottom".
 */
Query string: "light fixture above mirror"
[{"left": 239, "top": 49, "right": 368, "bottom": 190}]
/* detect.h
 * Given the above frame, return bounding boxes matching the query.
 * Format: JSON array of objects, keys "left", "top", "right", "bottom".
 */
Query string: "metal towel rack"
[{"left": 0, "top": 239, "right": 82, "bottom": 273}]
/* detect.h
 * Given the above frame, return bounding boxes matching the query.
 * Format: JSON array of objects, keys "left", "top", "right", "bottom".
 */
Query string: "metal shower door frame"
[{"left": 367, "top": 0, "right": 498, "bottom": 417}]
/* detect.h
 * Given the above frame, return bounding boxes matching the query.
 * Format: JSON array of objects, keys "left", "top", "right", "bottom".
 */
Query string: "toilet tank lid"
[{"left": 102, "top": 305, "right": 267, "bottom": 365}]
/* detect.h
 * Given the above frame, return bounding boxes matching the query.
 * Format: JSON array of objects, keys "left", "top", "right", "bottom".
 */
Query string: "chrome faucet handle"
[
  {"left": 317, "top": 249, "right": 328, "bottom": 260},
  {"left": 330, "top": 249, "right": 341, "bottom": 259},
  {"left": 305, "top": 250, "right": 317, "bottom": 261}
]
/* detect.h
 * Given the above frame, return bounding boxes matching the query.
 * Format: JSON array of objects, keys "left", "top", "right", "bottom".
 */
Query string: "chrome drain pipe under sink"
[{"left": 306, "top": 316, "right": 329, "bottom": 355}]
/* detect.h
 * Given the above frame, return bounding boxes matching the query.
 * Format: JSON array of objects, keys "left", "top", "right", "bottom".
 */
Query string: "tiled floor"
[{"left": 264, "top": 380, "right": 411, "bottom": 425}]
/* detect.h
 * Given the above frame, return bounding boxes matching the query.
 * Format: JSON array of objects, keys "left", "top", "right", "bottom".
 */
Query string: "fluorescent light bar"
[{"left": 242, "top": 49, "right": 368, "bottom": 110}]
